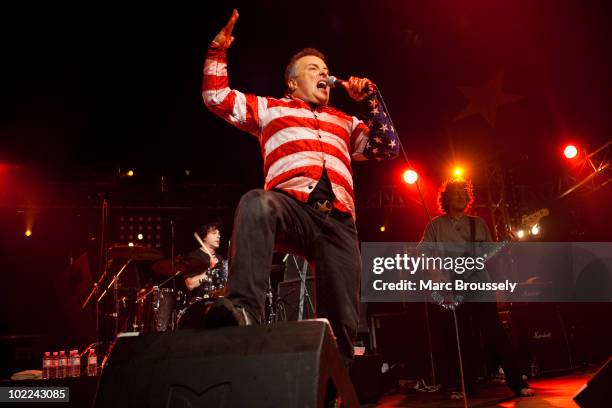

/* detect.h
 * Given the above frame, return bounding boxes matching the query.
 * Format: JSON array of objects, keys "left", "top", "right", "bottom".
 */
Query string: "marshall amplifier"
[{"left": 509, "top": 303, "right": 574, "bottom": 375}]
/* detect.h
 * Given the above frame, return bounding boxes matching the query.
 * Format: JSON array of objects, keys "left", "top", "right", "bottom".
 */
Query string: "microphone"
[
  {"left": 326, "top": 76, "right": 345, "bottom": 88},
  {"left": 326, "top": 76, "right": 377, "bottom": 93}
]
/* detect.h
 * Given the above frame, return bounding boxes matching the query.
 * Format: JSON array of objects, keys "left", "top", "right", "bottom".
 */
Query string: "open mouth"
[{"left": 316, "top": 80, "right": 328, "bottom": 89}]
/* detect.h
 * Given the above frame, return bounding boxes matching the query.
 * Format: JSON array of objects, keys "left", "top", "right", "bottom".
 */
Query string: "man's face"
[
  {"left": 447, "top": 184, "right": 469, "bottom": 213},
  {"left": 203, "top": 228, "right": 220, "bottom": 250},
  {"left": 288, "top": 55, "right": 330, "bottom": 106}
]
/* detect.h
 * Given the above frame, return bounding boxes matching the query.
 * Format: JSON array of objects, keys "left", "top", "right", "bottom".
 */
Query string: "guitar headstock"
[{"left": 521, "top": 208, "right": 549, "bottom": 227}]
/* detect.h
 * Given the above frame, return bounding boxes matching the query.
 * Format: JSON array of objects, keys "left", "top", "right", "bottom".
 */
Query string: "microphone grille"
[{"left": 327, "top": 76, "right": 338, "bottom": 88}]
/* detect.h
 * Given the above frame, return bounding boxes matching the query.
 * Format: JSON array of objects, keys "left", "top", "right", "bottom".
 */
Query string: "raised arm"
[
  {"left": 343, "top": 77, "right": 400, "bottom": 161},
  {"left": 202, "top": 9, "right": 266, "bottom": 137}
]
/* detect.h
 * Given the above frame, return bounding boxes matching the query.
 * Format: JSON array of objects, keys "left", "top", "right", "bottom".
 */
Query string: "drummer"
[{"left": 183, "top": 222, "right": 226, "bottom": 299}]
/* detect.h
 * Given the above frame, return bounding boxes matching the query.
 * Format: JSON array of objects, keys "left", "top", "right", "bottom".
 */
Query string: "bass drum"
[
  {"left": 176, "top": 297, "right": 218, "bottom": 330},
  {"left": 135, "top": 287, "right": 186, "bottom": 332}
]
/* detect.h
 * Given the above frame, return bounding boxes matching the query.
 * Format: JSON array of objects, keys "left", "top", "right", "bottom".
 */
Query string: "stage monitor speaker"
[
  {"left": 574, "top": 357, "right": 612, "bottom": 408},
  {"left": 93, "top": 320, "right": 359, "bottom": 408},
  {"left": 349, "top": 354, "right": 386, "bottom": 404}
]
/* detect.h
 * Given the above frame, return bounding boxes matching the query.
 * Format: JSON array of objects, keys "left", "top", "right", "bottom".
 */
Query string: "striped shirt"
[{"left": 202, "top": 46, "right": 399, "bottom": 219}]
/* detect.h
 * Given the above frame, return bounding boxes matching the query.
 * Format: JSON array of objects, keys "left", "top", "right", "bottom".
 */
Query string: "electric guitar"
[{"left": 428, "top": 208, "right": 549, "bottom": 310}]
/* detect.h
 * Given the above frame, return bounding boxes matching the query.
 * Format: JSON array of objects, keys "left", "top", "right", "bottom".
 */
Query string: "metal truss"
[{"left": 558, "top": 139, "right": 612, "bottom": 199}]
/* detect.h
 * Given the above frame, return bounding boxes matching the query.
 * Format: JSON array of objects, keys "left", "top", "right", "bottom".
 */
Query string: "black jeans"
[
  {"left": 453, "top": 302, "right": 528, "bottom": 393},
  {"left": 227, "top": 189, "right": 361, "bottom": 364}
]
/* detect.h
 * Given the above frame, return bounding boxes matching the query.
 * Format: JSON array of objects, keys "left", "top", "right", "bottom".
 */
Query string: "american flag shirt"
[{"left": 202, "top": 46, "right": 399, "bottom": 220}]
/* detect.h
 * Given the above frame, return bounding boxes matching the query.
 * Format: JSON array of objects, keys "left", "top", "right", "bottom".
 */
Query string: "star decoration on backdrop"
[{"left": 454, "top": 71, "right": 523, "bottom": 128}]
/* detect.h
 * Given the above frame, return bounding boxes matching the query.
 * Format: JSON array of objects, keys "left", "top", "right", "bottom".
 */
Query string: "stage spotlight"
[
  {"left": 452, "top": 166, "right": 464, "bottom": 178},
  {"left": 563, "top": 145, "right": 578, "bottom": 159},
  {"left": 403, "top": 169, "right": 418, "bottom": 184},
  {"left": 380, "top": 225, "right": 386, "bottom": 232},
  {"left": 128, "top": 242, "right": 134, "bottom": 247},
  {"left": 516, "top": 229, "right": 525, "bottom": 239},
  {"left": 126, "top": 169, "right": 135, "bottom": 177},
  {"left": 137, "top": 233, "right": 144, "bottom": 240},
  {"left": 531, "top": 224, "right": 540, "bottom": 236},
  {"left": 25, "top": 229, "right": 32, "bottom": 237}
]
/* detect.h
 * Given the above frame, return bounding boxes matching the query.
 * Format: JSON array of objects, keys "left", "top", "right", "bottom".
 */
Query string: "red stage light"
[
  {"left": 563, "top": 145, "right": 578, "bottom": 159},
  {"left": 403, "top": 169, "right": 418, "bottom": 184}
]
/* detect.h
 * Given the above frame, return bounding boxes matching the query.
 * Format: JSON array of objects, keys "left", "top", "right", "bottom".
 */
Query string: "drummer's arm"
[{"left": 184, "top": 272, "right": 207, "bottom": 291}]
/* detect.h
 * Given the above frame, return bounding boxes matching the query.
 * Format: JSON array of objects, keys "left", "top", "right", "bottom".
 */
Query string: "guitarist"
[
  {"left": 421, "top": 178, "right": 534, "bottom": 398},
  {"left": 183, "top": 222, "right": 226, "bottom": 300}
]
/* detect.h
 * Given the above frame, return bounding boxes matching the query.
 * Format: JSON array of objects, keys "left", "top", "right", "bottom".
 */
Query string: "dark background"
[{"left": 0, "top": 0, "right": 610, "bottom": 372}]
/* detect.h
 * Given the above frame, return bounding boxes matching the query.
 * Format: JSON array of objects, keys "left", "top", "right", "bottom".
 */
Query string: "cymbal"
[
  {"left": 109, "top": 244, "right": 164, "bottom": 261},
  {"left": 152, "top": 256, "right": 208, "bottom": 276},
  {"left": 151, "top": 255, "right": 185, "bottom": 276}
]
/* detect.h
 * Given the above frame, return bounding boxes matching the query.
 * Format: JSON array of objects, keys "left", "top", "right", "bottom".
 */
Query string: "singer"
[{"left": 201, "top": 9, "right": 400, "bottom": 364}]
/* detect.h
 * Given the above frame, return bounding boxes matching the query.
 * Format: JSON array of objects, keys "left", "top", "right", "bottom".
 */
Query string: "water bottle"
[
  {"left": 50, "top": 352, "right": 59, "bottom": 379},
  {"left": 530, "top": 359, "right": 539, "bottom": 378},
  {"left": 42, "top": 352, "right": 51, "bottom": 379},
  {"left": 69, "top": 350, "right": 81, "bottom": 377},
  {"left": 86, "top": 349, "right": 98, "bottom": 376},
  {"left": 58, "top": 350, "right": 68, "bottom": 378}
]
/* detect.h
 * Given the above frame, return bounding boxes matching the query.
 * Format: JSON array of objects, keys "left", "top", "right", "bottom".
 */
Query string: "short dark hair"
[
  {"left": 284, "top": 48, "right": 326, "bottom": 86},
  {"left": 438, "top": 179, "right": 475, "bottom": 214},
  {"left": 198, "top": 222, "right": 220, "bottom": 237}
]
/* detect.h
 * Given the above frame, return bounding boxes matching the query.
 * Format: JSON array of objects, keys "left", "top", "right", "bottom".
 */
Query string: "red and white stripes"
[{"left": 203, "top": 47, "right": 371, "bottom": 219}]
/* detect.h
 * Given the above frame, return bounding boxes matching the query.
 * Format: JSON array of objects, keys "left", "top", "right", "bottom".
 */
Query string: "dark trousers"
[
  {"left": 437, "top": 302, "right": 529, "bottom": 394},
  {"left": 227, "top": 189, "right": 361, "bottom": 363}
]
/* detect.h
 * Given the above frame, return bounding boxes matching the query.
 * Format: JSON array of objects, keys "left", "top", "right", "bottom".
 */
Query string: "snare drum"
[{"left": 135, "top": 287, "right": 185, "bottom": 332}]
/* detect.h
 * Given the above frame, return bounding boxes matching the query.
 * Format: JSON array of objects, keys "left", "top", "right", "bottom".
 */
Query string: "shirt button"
[{"left": 308, "top": 185, "right": 314, "bottom": 190}]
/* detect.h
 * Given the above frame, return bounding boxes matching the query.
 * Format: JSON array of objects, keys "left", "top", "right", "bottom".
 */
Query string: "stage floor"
[{"left": 367, "top": 371, "right": 591, "bottom": 408}]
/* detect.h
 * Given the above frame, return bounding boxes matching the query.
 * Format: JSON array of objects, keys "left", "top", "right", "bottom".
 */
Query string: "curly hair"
[
  {"left": 437, "top": 178, "right": 475, "bottom": 214},
  {"left": 198, "top": 222, "right": 221, "bottom": 237},
  {"left": 284, "top": 48, "right": 326, "bottom": 87}
]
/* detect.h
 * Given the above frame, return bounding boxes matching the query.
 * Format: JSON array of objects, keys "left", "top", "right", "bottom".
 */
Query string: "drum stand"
[
  {"left": 293, "top": 256, "right": 315, "bottom": 320},
  {"left": 265, "top": 278, "right": 276, "bottom": 324},
  {"left": 97, "top": 258, "right": 133, "bottom": 337}
]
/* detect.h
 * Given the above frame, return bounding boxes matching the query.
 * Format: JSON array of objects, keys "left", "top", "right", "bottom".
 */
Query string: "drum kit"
[{"left": 83, "top": 243, "right": 229, "bottom": 340}]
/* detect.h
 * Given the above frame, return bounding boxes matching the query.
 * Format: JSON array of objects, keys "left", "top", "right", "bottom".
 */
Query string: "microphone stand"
[
  {"left": 377, "top": 87, "right": 467, "bottom": 406},
  {"left": 373, "top": 86, "right": 444, "bottom": 390},
  {"left": 170, "top": 220, "right": 176, "bottom": 291}
]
